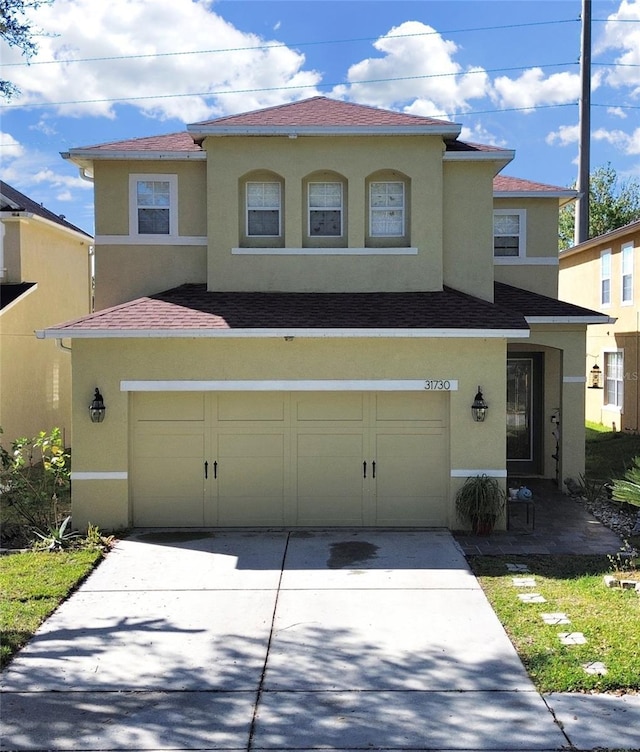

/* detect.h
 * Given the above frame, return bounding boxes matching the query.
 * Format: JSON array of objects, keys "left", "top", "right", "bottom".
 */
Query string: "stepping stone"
[
  {"left": 518, "top": 593, "right": 546, "bottom": 603},
  {"left": 506, "top": 563, "right": 530, "bottom": 572},
  {"left": 512, "top": 577, "right": 537, "bottom": 587},
  {"left": 582, "top": 661, "right": 607, "bottom": 675},
  {"left": 558, "top": 632, "right": 587, "bottom": 645},
  {"left": 541, "top": 612, "right": 571, "bottom": 625}
]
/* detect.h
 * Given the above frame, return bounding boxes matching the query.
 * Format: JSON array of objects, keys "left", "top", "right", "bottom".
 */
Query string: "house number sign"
[{"left": 424, "top": 380, "right": 456, "bottom": 390}]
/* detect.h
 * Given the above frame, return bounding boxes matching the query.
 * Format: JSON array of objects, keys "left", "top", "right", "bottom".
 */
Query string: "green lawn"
[
  {"left": 0, "top": 550, "right": 102, "bottom": 668},
  {"left": 585, "top": 422, "right": 640, "bottom": 480},
  {"left": 469, "top": 554, "right": 640, "bottom": 694}
]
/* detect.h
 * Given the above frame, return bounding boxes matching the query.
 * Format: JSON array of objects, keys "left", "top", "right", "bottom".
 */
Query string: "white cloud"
[
  {"left": 546, "top": 124, "right": 579, "bottom": 146},
  {"left": 593, "top": 126, "right": 640, "bottom": 155},
  {"left": 492, "top": 68, "right": 582, "bottom": 112},
  {"left": 459, "top": 124, "right": 507, "bottom": 148},
  {"left": 332, "top": 21, "right": 490, "bottom": 115},
  {"left": 597, "top": 0, "right": 640, "bottom": 95},
  {"left": 607, "top": 106, "right": 627, "bottom": 118},
  {"left": 1, "top": 0, "right": 322, "bottom": 121},
  {"left": 0, "top": 132, "right": 25, "bottom": 159}
]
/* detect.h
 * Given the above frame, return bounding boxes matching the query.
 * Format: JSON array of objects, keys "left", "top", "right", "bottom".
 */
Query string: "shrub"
[{"left": 611, "top": 456, "right": 640, "bottom": 509}]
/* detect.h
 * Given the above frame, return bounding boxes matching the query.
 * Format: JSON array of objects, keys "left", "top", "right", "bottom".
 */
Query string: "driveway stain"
[
  {"left": 328, "top": 540, "right": 379, "bottom": 569},
  {"left": 136, "top": 531, "right": 216, "bottom": 544}
]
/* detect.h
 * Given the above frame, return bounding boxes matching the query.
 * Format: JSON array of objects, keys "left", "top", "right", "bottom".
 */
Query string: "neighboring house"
[
  {"left": 38, "top": 97, "right": 608, "bottom": 532},
  {"left": 559, "top": 220, "right": 640, "bottom": 432},
  {"left": 0, "top": 181, "right": 92, "bottom": 446}
]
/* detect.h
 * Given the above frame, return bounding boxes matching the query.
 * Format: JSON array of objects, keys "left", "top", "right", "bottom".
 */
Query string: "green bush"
[{"left": 611, "top": 455, "right": 640, "bottom": 509}]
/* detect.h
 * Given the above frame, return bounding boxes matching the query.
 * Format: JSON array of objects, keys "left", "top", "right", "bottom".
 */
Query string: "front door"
[{"left": 506, "top": 354, "right": 543, "bottom": 476}]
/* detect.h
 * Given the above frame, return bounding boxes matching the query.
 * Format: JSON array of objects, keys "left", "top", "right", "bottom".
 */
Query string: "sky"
[{"left": 1, "top": 0, "right": 639, "bottom": 235}]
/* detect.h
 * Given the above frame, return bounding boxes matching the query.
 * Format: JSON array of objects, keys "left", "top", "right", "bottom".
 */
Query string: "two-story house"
[
  {"left": 559, "top": 220, "right": 639, "bottom": 432},
  {"left": 38, "top": 97, "right": 607, "bottom": 531},
  {"left": 1, "top": 181, "right": 92, "bottom": 446}
]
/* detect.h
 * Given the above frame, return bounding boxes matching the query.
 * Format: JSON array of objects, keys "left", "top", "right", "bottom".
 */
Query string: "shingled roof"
[
  {"left": 40, "top": 283, "right": 530, "bottom": 338},
  {"left": 0, "top": 181, "right": 92, "bottom": 238},
  {"left": 494, "top": 282, "right": 610, "bottom": 323}
]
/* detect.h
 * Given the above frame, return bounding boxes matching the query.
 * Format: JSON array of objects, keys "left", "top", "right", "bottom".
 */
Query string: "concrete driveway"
[{"left": 1, "top": 530, "right": 571, "bottom": 750}]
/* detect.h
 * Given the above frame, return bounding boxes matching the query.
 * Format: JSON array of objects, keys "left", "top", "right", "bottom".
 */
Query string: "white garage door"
[{"left": 131, "top": 391, "right": 448, "bottom": 527}]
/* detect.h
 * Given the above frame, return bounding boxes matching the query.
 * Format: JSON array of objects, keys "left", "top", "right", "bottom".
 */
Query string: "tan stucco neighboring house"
[
  {"left": 559, "top": 219, "right": 639, "bottom": 432},
  {"left": 0, "top": 181, "right": 93, "bottom": 446},
  {"left": 38, "top": 97, "right": 607, "bottom": 532}
]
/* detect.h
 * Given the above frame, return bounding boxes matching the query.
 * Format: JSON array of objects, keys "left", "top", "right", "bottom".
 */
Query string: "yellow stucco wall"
[
  {"left": 0, "top": 217, "right": 91, "bottom": 445},
  {"left": 204, "top": 135, "right": 447, "bottom": 293},
  {"left": 559, "top": 227, "right": 639, "bottom": 430},
  {"left": 70, "top": 336, "right": 508, "bottom": 531}
]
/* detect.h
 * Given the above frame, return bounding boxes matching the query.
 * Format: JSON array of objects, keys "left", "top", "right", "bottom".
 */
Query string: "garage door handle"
[
  {"left": 213, "top": 461, "right": 218, "bottom": 479},
  {"left": 372, "top": 461, "right": 376, "bottom": 479},
  {"left": 204, "top": 461, "right": 208, "bottom": 479},
  {"left": 363, "top": 461, "right": 367, "bottom": 478}
]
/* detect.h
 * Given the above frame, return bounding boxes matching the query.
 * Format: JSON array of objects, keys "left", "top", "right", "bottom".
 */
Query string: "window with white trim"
[
  {"left": 370, "top": 181, "right": 404, "bottom": 237},
  {"left": 601, "top": 249, "right": 611, "bottom": 306},
  {"left": 493, "top": 210, "right": 526, "bottom": 257},
  {"left": 247, "top": 182, "right": 281, "bottom": 237},
  {"left": 621, "top": 242, "right": 634, "bottom": 304},
  {"left": 130, "top": 174, "right": 177, "bottom": 237},
  {"left": 309, "top": 182, "right": 342, "bottom": 237},
  {"left": 605, "top": 350, "right": 624, "bottom": 409}
]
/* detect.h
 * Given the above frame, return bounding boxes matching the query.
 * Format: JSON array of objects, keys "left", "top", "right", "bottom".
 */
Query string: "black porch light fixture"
[
  {"left": 588, "top": 363, "right": 603, "bottom": 389},
  {"left": 471, "top": 386, "right": 488, "bottom": 422},
  {"left": 89, "top": 388, "right": 106, "bottom": 423}
]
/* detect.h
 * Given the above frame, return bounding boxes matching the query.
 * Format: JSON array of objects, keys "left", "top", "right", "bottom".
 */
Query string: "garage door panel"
[
  {"left": 135, "top": 393, "right": 205, "bottom": 421},
  {"left": 218, "top": 393, "right": 285, "bottom": 421},
  {"left": 133, "top": 430, "right": 203, "bottom": 457},
  {"left": 295, "top": 394, "right": 364, "bottom": 421}
]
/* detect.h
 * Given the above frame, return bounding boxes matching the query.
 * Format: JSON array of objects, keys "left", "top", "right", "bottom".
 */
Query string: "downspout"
[
  {"left": 78, "top": 167, "right": 93, "bottom": 183},
  {"left": 56, "top": 338, "right": 72, "bottom": 353}
]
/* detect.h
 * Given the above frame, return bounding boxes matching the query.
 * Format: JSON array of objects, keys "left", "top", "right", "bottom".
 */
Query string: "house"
[
  {"left": 38, "top": 97, "right": 609, "bottom": 531},
  {"left": 0, "top": 181, "right": 92, "bottom": 446},
  {"left": 559, "top": 220, "right": 639, "bottom": 432}
]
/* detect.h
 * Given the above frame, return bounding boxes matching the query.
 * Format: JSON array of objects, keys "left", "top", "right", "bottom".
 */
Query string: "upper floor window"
[
  {"left": 370, "top": 182, "right": 404, "bottom": 237},
  {"left": 309, "top": 182, "right": 342, "bottom": 237},
  {"left": 605, "top": 350, "right": 624, "bottom": 409},
  {"left": 621, "top": 242, "right": 634, "bottom": 304},
  {"left": 247, "top": 182, "right": 281, "bottom": 237},
  {"left": 130, "top": 174, "right": 177, "bottom": 237},
  {"left": 493, "top": 210, "right": 526, "bottom": 257},
  {"left": 601, "top": 249, "right": 611, "bottom": 306}
]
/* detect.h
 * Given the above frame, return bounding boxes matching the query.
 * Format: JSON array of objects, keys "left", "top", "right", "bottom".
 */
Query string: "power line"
[{"left": 1, "top": 19, "right": 580, "bottom": 68}]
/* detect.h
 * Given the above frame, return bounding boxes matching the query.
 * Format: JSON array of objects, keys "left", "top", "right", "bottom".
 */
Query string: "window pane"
[
  {"left": 605, "top": 352, "right": 624, "bottom": 408},
  {"left": 137, "top": 181, "right": 170, "bottom": 207},
  {"left": 309, "top": 183, "right": 341, "bottom": 208},
  {"left": 247, "top": 182, "right": 280, "bottom": 208},
  {"left": 494, "top": 214, "right": 519, "bottom": 235},
  {"left": 248, "top": 210, "right": 279, "bottom": 236},
  {"left": 138, "top": 208, "right": 169, "bottom": 234},
  {"left": 371, "top": 210, "right": 404, "bottom": 236},
  {"left": 310, "top": 210, "right": 341, "bottom": 236},
  {"left": 494, "top": 237, "right": 520, "bottom": 257},
  {"left": 370, "top": 182, "right": 404, "bottom": 208},
  {"left": 623, "top": 274, "right": 632, "bottom": 302},
  {"left": 602, "top": 278, "right": 610, "bottom": 305}
]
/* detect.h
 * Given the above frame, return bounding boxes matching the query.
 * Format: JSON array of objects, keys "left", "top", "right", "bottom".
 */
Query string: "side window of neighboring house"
[
  {"left": 247, "top": 182, "right": 281, "bottom": 237},
  {"left": 130, "top": 174, "right": 177, "bottom": 237},
  {"left": 493, "top": 210, "right": 526, "bottom": 257},
  {"left": 309, "top": 182, "right": 343, "bottom": 237},
  {"left": 601, "top": 249, "right": 611, "bottom": 306},
  {"left": 365, "top": 173, "right": 411, "bottom": 248},
  {"left": 621, "top": 242, "right": 634, "bottom": 304},
  {"left": 605, "top": 350, "right": 624, "bottom": 409}
]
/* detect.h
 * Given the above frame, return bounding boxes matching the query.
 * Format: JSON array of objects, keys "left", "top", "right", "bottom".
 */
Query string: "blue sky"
[{"left": 1, "top": 0, "right": 639, "bottom": 234}]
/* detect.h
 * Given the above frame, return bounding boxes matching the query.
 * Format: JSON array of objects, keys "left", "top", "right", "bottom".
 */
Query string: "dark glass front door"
[{"left": 507, "top": 354, "right": 543, "bottom": 475}]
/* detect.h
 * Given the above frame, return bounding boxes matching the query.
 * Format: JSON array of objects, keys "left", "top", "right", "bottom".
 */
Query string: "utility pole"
[{"left": 575, "top": 0, "right": 592, "bottom": 245}]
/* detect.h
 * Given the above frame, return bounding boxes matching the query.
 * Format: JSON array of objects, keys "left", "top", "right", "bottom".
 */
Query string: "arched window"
[
  {"left": 366, "top": 170, "right": 410, "bottom": 248},
  {"left": 239, "top": 170, "right": 285, "bottom": 248}
]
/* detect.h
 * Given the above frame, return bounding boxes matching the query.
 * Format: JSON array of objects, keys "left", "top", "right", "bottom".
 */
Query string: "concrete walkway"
[{"left": 1, "top": 529, "right": 638, "bottom": 751}]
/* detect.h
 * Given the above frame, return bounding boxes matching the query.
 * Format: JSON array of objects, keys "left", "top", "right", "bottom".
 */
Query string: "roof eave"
[
  {"left": 188, "top": 124, "right": 462, "bottom": 138},
  {"left": 525, "top": 315, "right": 616, "bottom": 325},
  {"left": 37, "top": 327, "right": 530, "bottom": 340},
  {"left": 494, "top": 190, "right": 577, "bottom": 206},
  {"left": 63, "top": 150, "right": 206, "bottom": 165}
]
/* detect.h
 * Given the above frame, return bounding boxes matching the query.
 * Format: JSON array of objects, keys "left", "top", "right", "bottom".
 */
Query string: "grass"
[
  {"left": 0, "top": 549, "right": 102, "bottom": 669},
  {"left": 585, "top": 422, "right": 640, "bottom": 480},
  {"left": 469, "top": 554, "right": 640, "bottom": 694}
]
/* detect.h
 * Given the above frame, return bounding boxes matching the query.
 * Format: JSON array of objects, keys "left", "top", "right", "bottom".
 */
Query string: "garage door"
[{"left": 131, "top": 391, "right": 448, "bottom": 527}]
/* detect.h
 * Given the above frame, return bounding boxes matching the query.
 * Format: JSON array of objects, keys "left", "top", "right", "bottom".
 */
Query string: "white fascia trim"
[
  {"left": 1, "top": 283, "right": 38, "bottom": 315},
  {"left": 189, "top": 125, "right": 462, "bottom": 137},
  {"left": 444, "top": 151, "right": 515, "bottom": 162},
  {"left": 71, "top": 471, "right": 128, "bottom": 480},
  {"left": 96, "top": 235, "right": 207, "bottom": 246},
  {"left": 40, "top": 327, "right": 531, "bottom": 339},
  {"left": 231, "top": 247, "right": 418, "bottom": 256},
  {"left": 563, "top": 376, "right": 587, "bottom": 383},
  {"left": 65, "top": 150, "right": 205, "bottom": 161},
  {"left": 494, "top": 257, "right": 558, "bottom": 266},
  {"left": 1, "top": 212, "right": 92, "bottom": 243},
  {"left": 451, "top": 469, "right": 508, "bottom": 478},
  {"left": 494, "top": 190, "right": 577, "bottom": 200},
  {"left": 525, "top": 316, "right": 612, "bottom": 324},
  {"left": 121, "top": 379, "right": 460, "bottom": 392}
]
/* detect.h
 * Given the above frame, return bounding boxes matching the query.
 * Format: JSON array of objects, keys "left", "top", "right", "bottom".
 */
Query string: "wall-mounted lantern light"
[
  {"left": 89, "top": 388, "right": 106, "bottom": 423},
  {"left": 471, "top": 386, "right": 488, "bottom": 422},
  {"left": 588, "top": 363, "right": 603, "bottom": 390}
]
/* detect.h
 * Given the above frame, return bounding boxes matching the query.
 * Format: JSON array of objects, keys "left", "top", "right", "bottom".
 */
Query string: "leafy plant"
[
  {"left": 0, "top": 427, "right": 71, "bottom": 537},
  {"left": 32, "top": 515, "right": 80, "bottom": 551},
  {"left": 611, "top": 455, "right": 640, "bottom": 509},
  {"left": 578, "top": 473, "right": 611, "bottom": 504},
  {"left": 455, "top": 474, "right": 506, "bottom": 534},
  {"left": 84, "top": 523, "right": 115, "bottom": 552}
]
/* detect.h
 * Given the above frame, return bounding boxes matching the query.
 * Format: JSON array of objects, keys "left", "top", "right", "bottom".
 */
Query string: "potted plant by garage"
[{"left": 455, "top": 474, "right": 506, "bottom": 534}]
